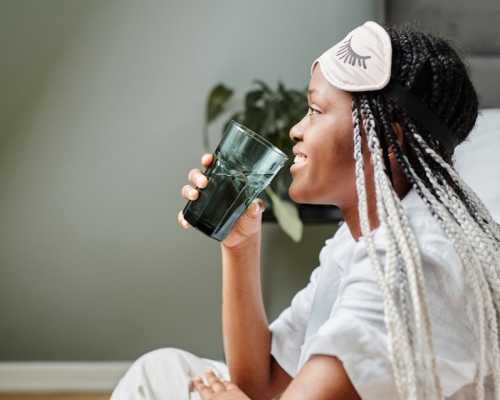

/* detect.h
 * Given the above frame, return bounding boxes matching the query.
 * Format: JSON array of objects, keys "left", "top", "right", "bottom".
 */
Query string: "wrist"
[{"left": 221, "top": 232, "right": 261, "bottom": 253}]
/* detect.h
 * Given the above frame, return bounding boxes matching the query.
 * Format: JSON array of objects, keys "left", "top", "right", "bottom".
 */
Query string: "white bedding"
[{"left": 454, "top": 108, "right": 500, "bottom": 222}]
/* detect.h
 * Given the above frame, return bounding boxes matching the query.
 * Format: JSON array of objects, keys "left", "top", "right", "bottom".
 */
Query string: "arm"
[
  {"left": 191, "top": 352, "right": 359, "bottom": 400},
  {"left": 221, "top": 234, "right": 292, "bottom": 399},
  {"left": 180, "top": 154, "right": 292, "bottom": 398},
  {"left": 279, "top": 355, "right": 362, "bottom": 400}
]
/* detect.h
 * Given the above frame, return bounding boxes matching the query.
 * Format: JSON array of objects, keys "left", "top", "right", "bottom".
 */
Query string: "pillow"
[{"left": 454, "top": 108, "right": 500, "bottom": 222}]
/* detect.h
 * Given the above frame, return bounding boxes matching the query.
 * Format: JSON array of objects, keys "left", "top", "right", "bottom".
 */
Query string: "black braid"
[
  {"left": 368, "top": 95, "right": 394, "bottom": 185},
  {"left": 345, "top": 24, "right": 500, "bottom": 400},
  {"left": 370, "top": 95, "right": 442, "bottom": 217},
  {"left": 352, "top": 23, "right": 486, "bottom": 233}
]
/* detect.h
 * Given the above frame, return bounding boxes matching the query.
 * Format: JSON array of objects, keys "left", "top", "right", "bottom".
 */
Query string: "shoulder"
[
  {"left": 347, "top": 189, "right": 462, "bottom": 290},
  {"left": 401, "top": 189, "right": 460, "bottom": 269},
  {"left": 370, "top": 188, "right": 459, "bottom": 265},
  {"left": 321, "top": 222, "right": 357, "bottom": 266}
]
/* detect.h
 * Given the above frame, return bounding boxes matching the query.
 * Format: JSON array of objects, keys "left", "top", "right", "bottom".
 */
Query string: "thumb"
[{"left": 249, "top": 198, "right": 266, "bottom": 218}]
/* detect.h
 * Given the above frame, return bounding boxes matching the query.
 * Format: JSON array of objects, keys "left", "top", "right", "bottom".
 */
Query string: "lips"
[
  {"left": 291, "top": 146, "right": 307, "bottom": 171},
  {"left": 293, "top": 154, "right": 307, "bottom": 164},
  {"left": 292, "top": 146, "right": 307, "bottom": 159}
]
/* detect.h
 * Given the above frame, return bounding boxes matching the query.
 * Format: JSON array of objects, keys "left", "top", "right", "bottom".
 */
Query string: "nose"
[{"left": 289, "top": 120, "right": 304, "bottom": 143}]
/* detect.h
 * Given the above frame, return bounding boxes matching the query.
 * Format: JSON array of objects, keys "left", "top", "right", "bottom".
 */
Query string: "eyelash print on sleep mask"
[
  {"left": 310, "top": 20, "right": 456, "bottom": 150},
  {"left": 336, "top": 36, "right": 372, "bottom": 69}
]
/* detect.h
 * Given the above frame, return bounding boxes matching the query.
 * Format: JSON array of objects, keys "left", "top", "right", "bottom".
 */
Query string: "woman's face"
[{"left": 288, "top": 63, "right": 357, "bottom": 207}]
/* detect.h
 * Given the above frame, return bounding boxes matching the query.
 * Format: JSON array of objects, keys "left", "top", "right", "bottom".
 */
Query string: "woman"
[{"left": 112, "top": 20, "right": 500, "bottom": 400}]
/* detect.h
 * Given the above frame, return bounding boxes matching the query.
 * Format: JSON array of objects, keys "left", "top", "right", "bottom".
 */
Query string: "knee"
[
  {"left": 112, "top": 347, "right": 189, "bottom": 399},
  {"left": 135, "top": 347, "right": 183, "bottom": 364},
  {"left": 133, "top": 347, "right": 187, "bottom": 368}
]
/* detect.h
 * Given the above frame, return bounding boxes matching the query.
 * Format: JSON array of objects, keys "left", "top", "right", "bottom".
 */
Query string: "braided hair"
[{"left": 351, "top": 23, "right": 500, "bottom": 399}]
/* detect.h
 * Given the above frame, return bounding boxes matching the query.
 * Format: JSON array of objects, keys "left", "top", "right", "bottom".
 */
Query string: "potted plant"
[{"left": 204, "top": 80, "right": 341, "bottom": 242}]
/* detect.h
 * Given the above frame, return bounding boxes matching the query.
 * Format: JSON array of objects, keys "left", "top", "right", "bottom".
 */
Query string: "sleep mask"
[{"left": 310, "top": 21, "right": 456, "bottom": 150}]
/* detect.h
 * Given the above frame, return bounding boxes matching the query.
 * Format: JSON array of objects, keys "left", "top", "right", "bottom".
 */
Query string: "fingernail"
[
  {"left": 257, "top": 199, "right": 267, "bottom": 212},
  {"left": 196, "top": 177, "right": 205, "bottom": 187},
  {"left": 251, "top": 201, "right": 260, "bottom": 215}
]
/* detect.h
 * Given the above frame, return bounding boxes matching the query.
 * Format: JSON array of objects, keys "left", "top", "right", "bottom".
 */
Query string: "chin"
[
  {"left": 288, "top": 181, "right": 337, "bottom": 205},
  {"left": 288, "top": 182, "right": 314, "bottom": 204},
  {"left": 288, "top": 185, "right": 301, "bottom": 203}
]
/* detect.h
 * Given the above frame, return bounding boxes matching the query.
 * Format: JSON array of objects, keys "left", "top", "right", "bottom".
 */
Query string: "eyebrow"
[{"left": 307, "top": 88, "right": 317, "bottom": 95}]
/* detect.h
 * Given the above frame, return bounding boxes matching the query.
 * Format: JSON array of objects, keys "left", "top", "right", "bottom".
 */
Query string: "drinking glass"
[{"left": 182, "top": 120, "right": 288, "bottom": 241}]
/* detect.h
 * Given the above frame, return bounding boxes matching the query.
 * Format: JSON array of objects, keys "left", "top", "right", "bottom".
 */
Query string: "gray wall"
[
  {"left": 0, "top": 0, "right": 382, "bottom": 361},
  {"left": 386, "top": 0, "right": 500, "bottom": 109}
]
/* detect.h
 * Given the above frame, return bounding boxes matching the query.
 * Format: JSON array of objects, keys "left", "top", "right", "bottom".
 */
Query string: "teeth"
[{"left": 293, "top": 154, "right": 307, "bottom": 164}]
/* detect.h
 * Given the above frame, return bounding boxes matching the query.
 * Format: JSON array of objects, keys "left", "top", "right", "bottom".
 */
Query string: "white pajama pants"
[
  {"left": 111, "top": 348, "right": 231, "bottom": 400},
  {"left": 110, "top": 347, "right": 493, "bottom": 400}
]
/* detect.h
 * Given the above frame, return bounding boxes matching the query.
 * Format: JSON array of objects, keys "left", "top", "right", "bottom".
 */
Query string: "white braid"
[
  {"left": 352, "top": 103, "right": 413, "bottom": 398},
  {"left": 404, "top": 127, "right": 500, "bottom": 400},
  {"left": 395, "top": 137, "right": 490, "bottom": 399},
  {"left": 352, "top": 93, "right": 500, "bottom": 399},
  {"left": 357, "top": 97, "right": 442, "bottom": 399},
  {"left": 413, "top": 132, "right": 500, "bottom": 245},
  {"left": 404, "top": 139, "right": 487, "bottom": 398}
]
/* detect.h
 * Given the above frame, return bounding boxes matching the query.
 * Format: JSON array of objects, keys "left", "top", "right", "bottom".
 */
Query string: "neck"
[{"left": 340, "top": 180, "right": 410, "bottom": 241}]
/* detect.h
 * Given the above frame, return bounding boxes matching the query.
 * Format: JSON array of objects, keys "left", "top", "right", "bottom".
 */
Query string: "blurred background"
[
  {"left": 1, "top": 0, "right": 498, "bottom": 395},
  {"left": 0, "top": 0, "right": 383, "bottom": 393}
]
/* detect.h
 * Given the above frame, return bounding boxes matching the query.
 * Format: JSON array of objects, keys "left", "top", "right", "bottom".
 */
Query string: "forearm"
[{"left": 221, "top": 232, "right": 273, "bottom": 399}]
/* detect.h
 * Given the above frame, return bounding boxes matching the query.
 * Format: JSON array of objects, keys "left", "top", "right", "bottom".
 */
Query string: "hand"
[
  {"left": 178, "top": 153, "right": 267, "bottom": 248},
  {"left": 190, "top": 369, "right": 252, "bottom": 400}
]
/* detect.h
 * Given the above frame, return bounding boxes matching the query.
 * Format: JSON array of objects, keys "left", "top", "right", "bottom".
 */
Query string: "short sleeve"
[
  {"left": 268, "top": 263, "right": 322, "bottom": 377},
  {"left": 267, "top": 231, "right": 346, "bottom": 378},
  {"left": 298, "top": 240, "right": 396, "bottom": 399},
  {"left": 297, "top": 226, "right": 478, "bottom": 400}
]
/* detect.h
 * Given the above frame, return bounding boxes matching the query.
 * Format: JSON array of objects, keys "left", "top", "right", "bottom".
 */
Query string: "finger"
[
  {"left": 205, "top": 370, "right": 226, "bottom": 393},
  {"left": 211, "top": 381, "right": 226, "bottom": 393},
  {"left": 177, "top": 210, "right": 190, "bottom": 229},
  {"left": 188, "top": 168, "right": 208, "bottom": 189},
  {"left": 222, "top": 380, "right": 239, "bottom": 391},
  {"left": 201, "top": 153, "right": 214, "bottom": 168},
  {"left": 205, "top": 369, "right": 218, "bottom": 385},
  {"left": 181, "top": 184, "right": 199, "bottom": 201},
  {"left": 248, "top": 198, "right": 267, "bottom": 218},
  {"left": 256, "top": 198, "right": 268, "bottom": 211},
  {"left": 191, "top": 377, "right": 214, "bottom": 399}
]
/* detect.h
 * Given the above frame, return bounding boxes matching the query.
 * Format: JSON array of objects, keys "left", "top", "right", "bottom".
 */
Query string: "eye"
[{"left": 307, "top": 106, "right": 320, "bottom": 116}]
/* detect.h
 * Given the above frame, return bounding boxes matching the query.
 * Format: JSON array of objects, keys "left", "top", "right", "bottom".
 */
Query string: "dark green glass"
[{"left": 183, "top": 120, "right": 288, "bottom": 241}]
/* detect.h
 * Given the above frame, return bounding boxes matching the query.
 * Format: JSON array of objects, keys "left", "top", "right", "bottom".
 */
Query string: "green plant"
[{"left": 203, "top": 80, "right": 308, "bottom": 242}]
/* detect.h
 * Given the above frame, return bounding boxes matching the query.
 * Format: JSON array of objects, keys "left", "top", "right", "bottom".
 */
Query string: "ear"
[{"left": 388, "top": 122, "right": 405, "bottom": 158}]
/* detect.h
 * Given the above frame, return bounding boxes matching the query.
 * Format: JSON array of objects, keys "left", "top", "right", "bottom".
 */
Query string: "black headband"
[{"left": 382, "top": 80, "right": 457, "bottom": 150}]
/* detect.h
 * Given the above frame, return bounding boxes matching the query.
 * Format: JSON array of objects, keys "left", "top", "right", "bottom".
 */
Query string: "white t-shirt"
[{"left": 269, "top": 188, "right": 494, "bottom": 399}]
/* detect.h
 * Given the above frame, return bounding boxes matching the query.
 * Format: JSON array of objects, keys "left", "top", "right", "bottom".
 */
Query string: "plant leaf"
[
  {"left": 277, "top": 81, "right": 289, "bottom": 100},
  {"left": 252, "top": 79, "right": 272, "bottom": 94},
  {"left": 206, "top": 84, "right": 234, "bottom": 124},
  {"left": 245, "top": 89, "right": 264, "bottom": 109},
  {"left": 265, "top": 187, "right": 303, "bottom": 242}
]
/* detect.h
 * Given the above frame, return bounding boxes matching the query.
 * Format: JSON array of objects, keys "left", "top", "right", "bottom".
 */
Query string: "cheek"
[
  {"left": 290, "top": 115, "right": 356, "bottom": 203},
  {"left": 313, "top": 131, "right": 352, "bottom": 176},
  {"left": 310, "top": 129, "right": 356, "bottom": 193}
]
